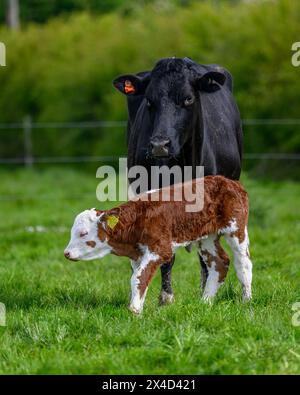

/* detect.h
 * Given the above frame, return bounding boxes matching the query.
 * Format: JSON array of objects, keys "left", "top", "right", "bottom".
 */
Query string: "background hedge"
[{"left": 0, "top": 0, "right": 299, "bottom": 163}]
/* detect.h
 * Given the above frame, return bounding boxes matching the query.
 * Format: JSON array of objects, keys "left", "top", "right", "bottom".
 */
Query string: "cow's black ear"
[
  {"left": 198, "top": 71, "right": 226, "bottom": 93},
  {"left": 113, "top": 72, "right": 150, "bottom": 96}
]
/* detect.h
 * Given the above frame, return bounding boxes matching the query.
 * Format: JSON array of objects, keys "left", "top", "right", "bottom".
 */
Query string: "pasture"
[{"left": 0, "top": 167, "right": 300, "bottom": 374}]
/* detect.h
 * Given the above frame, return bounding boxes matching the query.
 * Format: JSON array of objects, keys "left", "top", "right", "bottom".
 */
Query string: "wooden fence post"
[
  {"left": 23, "top": 116, "right": 33, "bottom": 167},
  {"left": 6, "top": 0, "right": 20, "bottom": 30}
]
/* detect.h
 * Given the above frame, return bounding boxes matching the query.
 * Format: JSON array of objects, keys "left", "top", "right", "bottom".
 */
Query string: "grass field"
[{"left": 0, "top": 167, "right": 300, "bottom": 374}]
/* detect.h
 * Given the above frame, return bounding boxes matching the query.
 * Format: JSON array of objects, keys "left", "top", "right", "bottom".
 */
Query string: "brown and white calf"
[{"left": 64, "top": 175, "right": 252, "bottom": 314}]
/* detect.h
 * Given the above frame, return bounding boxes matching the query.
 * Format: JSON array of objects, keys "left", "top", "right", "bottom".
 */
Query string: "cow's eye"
[
  {"left": 184, "top": 96, "right": 194, "bottom": 106},
  {"left": 146, "top": 99, "right": 153, "bottom": 108},
  {"left": 80, "top": 231, "right": 88, "bottom": 238}
]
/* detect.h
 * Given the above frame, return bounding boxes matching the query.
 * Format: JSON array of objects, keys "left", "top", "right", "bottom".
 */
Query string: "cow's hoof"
[
  {"left": 128, "top": 305, "right": 142, "bottom": 315},
  {"left": 158, "top": 291, "right": 175, "bottom": 306}
]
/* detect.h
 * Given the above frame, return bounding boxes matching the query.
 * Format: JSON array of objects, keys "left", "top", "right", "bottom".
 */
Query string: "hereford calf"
[{"left": 64, "top": 176, "right": 252, "bottom": 314}]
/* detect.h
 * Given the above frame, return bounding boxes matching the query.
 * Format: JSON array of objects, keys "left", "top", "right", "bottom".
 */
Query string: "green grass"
[{"left": 0, "top": 167, "right": 300, "bottom": 374}]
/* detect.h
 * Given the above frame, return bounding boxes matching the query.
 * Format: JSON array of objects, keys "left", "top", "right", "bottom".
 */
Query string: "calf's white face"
[{"left": 64, "top": 209, "right": 111, "bottom": 261}]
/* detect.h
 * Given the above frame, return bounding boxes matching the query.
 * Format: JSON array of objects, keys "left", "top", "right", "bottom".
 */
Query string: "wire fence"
[
  {"left": 0, "top": 118, "right": 299, "bottom": 203},
  {"left": 1, "top": 118, "right": 300, "bottom": 165}
]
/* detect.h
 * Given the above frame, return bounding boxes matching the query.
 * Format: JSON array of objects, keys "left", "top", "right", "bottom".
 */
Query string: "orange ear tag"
[{"left": 124, "top": 80, "right": 136, "bottom": 94}]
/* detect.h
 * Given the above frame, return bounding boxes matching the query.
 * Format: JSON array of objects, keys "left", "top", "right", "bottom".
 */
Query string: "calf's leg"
[
  {"left": 159, "top": 255, "right": 175, "bottom": 305},
  {"left": 224, "top": 227, "right": 252, "bottom": 300},
  {"left": 129, "top": 258, "right": 161, "bottom": 314},
  {"left": 198, "top": 234, "right": 230, "bottom": 302},
  {"left": 198, "top": 252, "right": 209, "bottom": 292}
]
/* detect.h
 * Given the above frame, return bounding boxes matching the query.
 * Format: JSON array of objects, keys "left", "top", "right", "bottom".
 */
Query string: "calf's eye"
[
  {"left": 146, "top": 99, "right": 152, "bottom": 108},
  {"left": 80, "top": 231, "right": 88, "bottom": 238},
  {"left": 184, "top": 96, "right": 194, "bottom": 106}
]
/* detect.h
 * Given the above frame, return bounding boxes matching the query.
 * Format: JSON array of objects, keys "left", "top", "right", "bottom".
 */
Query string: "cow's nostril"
[
  {"left": 150, "top": 139, "right": 170, "bottom": 157},
  {"left": 151, "top": 139, "right": 170, "bottom": 148},
  {"left": 64, "top": 251, "right": 70, "bottom": 259}
]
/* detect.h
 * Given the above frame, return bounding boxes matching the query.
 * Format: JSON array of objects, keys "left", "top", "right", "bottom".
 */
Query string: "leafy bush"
[
  {"left": 0, "top": 0, "right": 129, "bottom": 24},
  {"left": 0, "top": 0, "right": 299, "bottom": 163}
]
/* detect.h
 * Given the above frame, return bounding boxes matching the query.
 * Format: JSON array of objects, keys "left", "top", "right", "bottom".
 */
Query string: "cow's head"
[
  {"left": 113, "top": 57, "right": 226, "bottom": 159},
  {"left": 64, "top": 209, "right": 112, "bottom": 261}
]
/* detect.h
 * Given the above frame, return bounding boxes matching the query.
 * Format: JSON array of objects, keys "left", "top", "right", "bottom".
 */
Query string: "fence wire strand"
[{"left": 0, "top": 119, "right": 300, "bottom": 164}]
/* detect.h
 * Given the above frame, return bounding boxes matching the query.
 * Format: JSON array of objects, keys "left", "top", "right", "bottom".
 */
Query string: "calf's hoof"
[
  {"left": 242, "top": 286, "right": 252, "bottom": 301},
  {"left": 242, "top": 293, "right": 252, "bottom": 302},
  {"left": 128, "top": 305, "right": 142, "bottom": 315},
  {"left": 202, "top": 295, "right": 214, "bottom": 304},
  {"left": 158, "top": 291, "right": 175, "bottom": 306}
]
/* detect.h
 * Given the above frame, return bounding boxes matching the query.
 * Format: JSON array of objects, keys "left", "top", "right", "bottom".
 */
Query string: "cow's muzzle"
[{"left": 150, "top": 138, "right": 170, "bottom": 157}]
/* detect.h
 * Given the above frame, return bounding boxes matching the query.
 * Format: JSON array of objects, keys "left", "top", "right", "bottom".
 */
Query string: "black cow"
[{"left": 113, "top": 57, "right": 243, "bottom": 305}]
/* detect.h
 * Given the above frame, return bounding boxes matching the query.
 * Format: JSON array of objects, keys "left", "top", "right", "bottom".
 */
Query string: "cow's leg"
[
  {"left": 198, "top": 234, "right": 230, "bottom": 302},
  {"left": 224, "top": 227, "right": 252, "bottom": 300},
  {"left": 129, "top": 258, "right": 161, "bottom": 314},
  {"left": 159, "top": 255, "right": 175, "bottom": 305}
]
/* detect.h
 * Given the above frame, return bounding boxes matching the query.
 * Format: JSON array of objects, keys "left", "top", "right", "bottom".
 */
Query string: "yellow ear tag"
[{"left": 106, "top": 215, "right": 119, "bottom": 230}]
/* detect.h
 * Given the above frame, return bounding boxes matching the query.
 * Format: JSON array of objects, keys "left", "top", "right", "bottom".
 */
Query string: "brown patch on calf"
[
  {"left": 107, "top": 239, "right": 140, "bottom": 261},
  {"left": 137, "top": 260, "right": 161, "bottom": 297},
  {"left": 97, "top": 225, "right": 107, "bottom": 242},
  {"left": 95, "top": 175, "right": 249, "bottom": 268},
  {"left": 200, "top": 239, "right": 229, "bottom": 284},
  {"left": 200, "top": 237, "right": 230, "bottom": 283},
  {"left": 214, "top": 239, "right": 230, "bottom": 283},
  {"left": 97, "top": 219, "right": 141, "bottom": 261},
  {"left": 232, "top": 226, "right": 247, "bottom": 244},
  {"left": 86, "top": 240, "right": 96, "bottom": 248}
]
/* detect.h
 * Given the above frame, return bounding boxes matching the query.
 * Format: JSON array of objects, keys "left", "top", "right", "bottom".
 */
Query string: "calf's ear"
[
  {"left": 113, "top": 72, "right": 151, "bottom": 96},
  {"left": 101, "top": 208, "right": 121, "bottom": 230}
]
